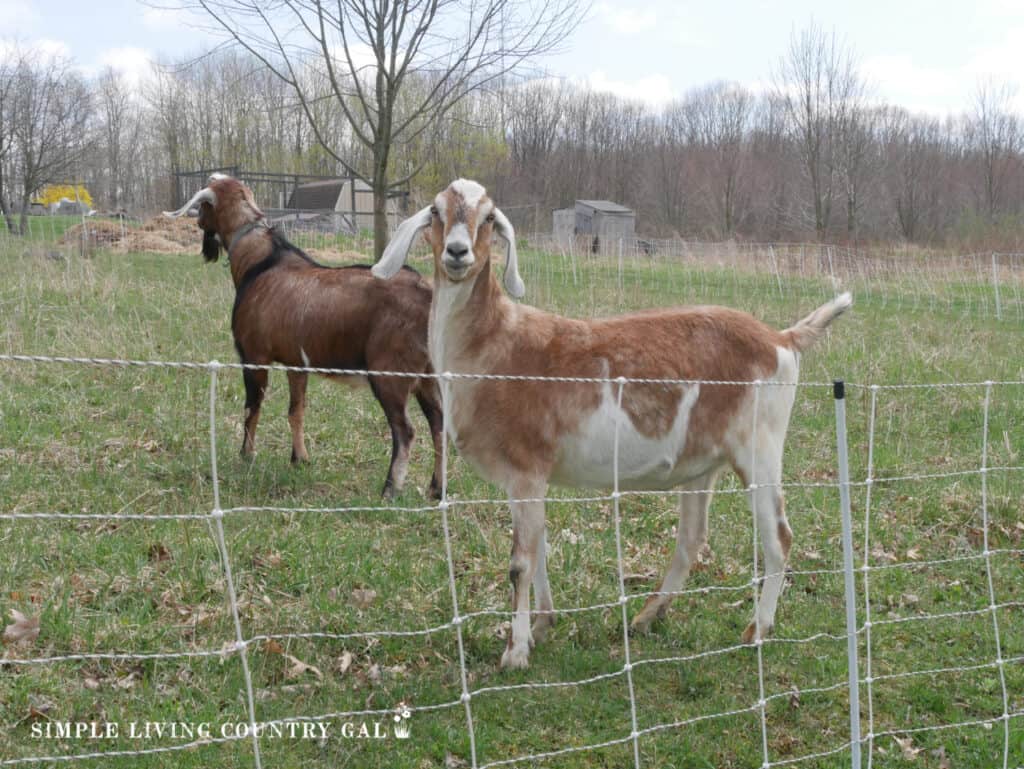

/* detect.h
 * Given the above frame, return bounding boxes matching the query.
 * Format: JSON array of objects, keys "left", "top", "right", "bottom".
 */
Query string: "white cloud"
[
  {"left": 0, "top": 0, "right": 37, "bottom": 30},
  {"left": 595, "top": 2, "right": 658, "bottom": 35},
  {"left": 588, "top": 70, "right": 675, "bottom": 106},
  {"left": 141, "top": 7, "right": 184, "bottom": 29},
  {"left": 95, "top": 47, "right": 156, "bottom": 88},
  {"left": 861, "top": 53, "right": 966, "bottom": 115}
]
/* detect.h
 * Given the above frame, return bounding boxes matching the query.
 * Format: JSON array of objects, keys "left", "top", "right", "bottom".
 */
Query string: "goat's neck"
[
  {"left": 221, "top": 216, "right": 266, "bottom": 289},
  {"left": 429, "top": 258, "right": 512, "bottom": 373}
]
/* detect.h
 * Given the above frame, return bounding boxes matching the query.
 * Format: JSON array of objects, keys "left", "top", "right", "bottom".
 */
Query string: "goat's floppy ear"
[
  {"left": 372, "top": 205, "right": 433, "bottom": 280},
  {"left": 492, "top": 207, "right": 525, "bottom": 298}
]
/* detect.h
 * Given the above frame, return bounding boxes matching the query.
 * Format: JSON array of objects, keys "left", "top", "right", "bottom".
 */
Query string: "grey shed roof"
[
  {"left": 287, "top": 180, "right": 345, "bottom": 210},
  {"left": 576, "top": 200, "right": 633, "bottom": 214}
]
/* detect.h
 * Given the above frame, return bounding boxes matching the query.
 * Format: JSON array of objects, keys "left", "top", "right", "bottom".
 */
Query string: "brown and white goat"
[
  {"left": 373, "top": 179, "right": 852, "bottom": 668},
  {"left": 166, "top": 175, "right": 443, "bottom": 499}
]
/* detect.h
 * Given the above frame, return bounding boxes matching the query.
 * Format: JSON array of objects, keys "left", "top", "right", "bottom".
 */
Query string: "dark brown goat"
[{"left": 166, "top": 175, "right": 443, "bottom": 498}]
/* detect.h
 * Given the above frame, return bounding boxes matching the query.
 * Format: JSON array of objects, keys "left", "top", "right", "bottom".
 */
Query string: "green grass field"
[{"left": 0, "top": 235, "right": 1022, "bottom": 768}]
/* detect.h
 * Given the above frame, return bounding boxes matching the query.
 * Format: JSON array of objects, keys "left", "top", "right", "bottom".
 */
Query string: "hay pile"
[{"left": 60, "top": 216, "right": 199, "bottom": 254}]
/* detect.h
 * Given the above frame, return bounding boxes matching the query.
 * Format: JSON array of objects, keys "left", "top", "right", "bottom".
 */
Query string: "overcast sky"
[{"left": 5, "top": 0, "right": 1024, "bottom": 115}]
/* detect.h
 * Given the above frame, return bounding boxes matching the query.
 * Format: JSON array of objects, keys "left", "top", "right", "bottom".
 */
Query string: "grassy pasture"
[{"left": 0, "top": 235, "right": 1022, "bottom": 768}]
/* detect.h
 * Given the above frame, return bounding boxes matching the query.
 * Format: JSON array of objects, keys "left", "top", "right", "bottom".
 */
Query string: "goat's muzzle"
[{"left": 442, "top": 236, "right": 474, "bottom": 280}]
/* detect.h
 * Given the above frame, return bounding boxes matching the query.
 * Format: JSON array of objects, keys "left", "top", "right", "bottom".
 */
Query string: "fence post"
[
  {"left": 991, "top": 253, "right": 1002, "bottom": 320},
  {"left": 834, "top": 380, "right": 862, "bottom": 769}
]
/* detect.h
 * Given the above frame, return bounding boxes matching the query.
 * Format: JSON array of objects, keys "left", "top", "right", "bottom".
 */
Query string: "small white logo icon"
[{"left": 393, "top": 704, "right": 412, "bottom": 739}]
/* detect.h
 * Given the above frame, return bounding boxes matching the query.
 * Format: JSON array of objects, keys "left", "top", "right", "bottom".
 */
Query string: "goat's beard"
[{"left": 202, "top": 230, "right": 221, "bottom": 262}]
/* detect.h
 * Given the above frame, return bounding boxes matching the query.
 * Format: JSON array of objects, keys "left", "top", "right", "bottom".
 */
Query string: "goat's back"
[{"left": 232, "top": 245, "right": 433, "bottom": 374}]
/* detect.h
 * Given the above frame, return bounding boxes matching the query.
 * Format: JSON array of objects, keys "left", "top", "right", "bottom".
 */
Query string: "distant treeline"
[{"left": 2, "top": 30, "right": 1022, "bottom": 248}]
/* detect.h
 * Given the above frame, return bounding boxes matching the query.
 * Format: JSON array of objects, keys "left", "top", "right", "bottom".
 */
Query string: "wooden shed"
[
  {"left": 287, "top": 178, "right": 400, "bottom": 232},
  {"left": 553, "top": 200, "right": 636, "bottom": 253}
]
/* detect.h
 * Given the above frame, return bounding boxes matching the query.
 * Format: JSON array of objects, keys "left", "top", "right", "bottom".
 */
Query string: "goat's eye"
[
  {"left": 485, "top": 213, "right": 496, "bottom": 223},
  {"left": 430, "top": 206, "right": 438, "bottom": 217}
]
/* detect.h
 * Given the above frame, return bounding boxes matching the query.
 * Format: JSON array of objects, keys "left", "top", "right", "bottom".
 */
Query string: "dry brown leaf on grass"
[
  {"left": 3, "top": 610, "right": 40, "bottom": 646},
  {"left": 893, "top": 735, "right": 921, "bottom": 760},
  {"left": 445, "top": 752, "right": 468, "bottom": 768},
  {"left": 336, "top": 650, "right": 353, "bottom": 675},
  {"left": 351, "top": 588, "right": 377, "bottom": 609},
  {"left": 284, "top": 654, "right": 323, "bottom": 681}
]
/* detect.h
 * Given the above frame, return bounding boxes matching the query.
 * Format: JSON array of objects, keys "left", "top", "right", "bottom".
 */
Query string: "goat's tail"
[{"left": 782, "top": 292, "right": 853, "bottom": 352}]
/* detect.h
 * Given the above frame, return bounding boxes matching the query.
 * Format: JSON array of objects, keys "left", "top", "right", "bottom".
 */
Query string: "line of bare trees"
[{"left": 2, "top": 21, "right": 1023, "bottom": 248}]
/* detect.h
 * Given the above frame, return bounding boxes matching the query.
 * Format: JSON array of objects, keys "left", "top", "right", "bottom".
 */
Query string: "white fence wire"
[{"left": 1, "top": 355, "right": 1022, "bottom": 767}]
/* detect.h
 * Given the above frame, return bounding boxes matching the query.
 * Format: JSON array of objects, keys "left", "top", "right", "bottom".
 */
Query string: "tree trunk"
[
  {"left": 18, "top": 189, "right": 33, "bottom": 236},
  {"left": 0, "top": 167, "right": 16, "bottom": 233},
  {"left": 372, "top": 178, "right": 388, "bottom": 261}
]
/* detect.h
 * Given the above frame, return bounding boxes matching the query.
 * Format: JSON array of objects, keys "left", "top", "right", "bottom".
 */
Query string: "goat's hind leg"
[
  {"left": 287, "top": 371, "right": 309, "bottom": 463},
  {"left": 371, "top": 376, "right": 415, "bottom": 498},
  {"left": 531, "top": 527, "right": 555, "bottom": 643},
  {"left": 738, "top": 450, "right": 791, "bottom": 644},
  {"left": 241, "top": 365, "right": 269, "bottom": 458},
  {"left": 630, "top": 471, "right": 718, "bottom": 634},
  {"left": 414, "top": 382, "right": 444, "bottom": 500}
]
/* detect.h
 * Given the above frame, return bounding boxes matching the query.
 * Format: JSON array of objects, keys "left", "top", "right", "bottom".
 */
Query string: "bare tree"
[
  {"left": 774, "top": 22, "right": 863, "bottom": 239},
  {"left": 96, "top": 68, "right": 144, "bottom": 210},
  {"left": 8, "top": 51, "right": 93, "bottom": 234},
  {"left": 971, "top": 79, "right": 1021, "bottom": 220},
  {"left": 683, "top": 81, "right": 752, "bottom": 236},
  {"left": 179, "top": 0, "right": 584, "bottom": 257},
  {"left": 0, "top": 44, "right": 23, "bottom": 231},
  {"left": 835, "top": 102, "right": 880, "bottom": 240}
]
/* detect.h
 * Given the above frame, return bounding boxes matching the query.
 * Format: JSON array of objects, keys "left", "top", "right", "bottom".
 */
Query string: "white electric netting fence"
[
  {"left": 1, "top": 354, "right": 1022, "bottom": 768},
  {"left": 2, "top": 213, "right": 1022, "bottom": 324}
]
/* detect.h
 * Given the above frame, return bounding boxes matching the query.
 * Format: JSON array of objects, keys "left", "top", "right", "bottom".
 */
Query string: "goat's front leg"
[
  {"left": 241, "top": 366, "right": 269, "bottom": 458},
  {"left": 502, "top": 480, "right": 548, "bottom": 670},
  {"left": 287, "top": 371, "right": 309, "bottom": 463}
]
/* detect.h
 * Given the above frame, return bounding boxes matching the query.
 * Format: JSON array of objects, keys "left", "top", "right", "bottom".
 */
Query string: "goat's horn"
[{"left": 163, "top": 187, "right": 216, "bottom": 218}]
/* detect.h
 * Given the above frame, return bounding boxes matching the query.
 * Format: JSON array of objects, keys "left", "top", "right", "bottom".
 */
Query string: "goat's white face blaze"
[{"left": 372, "top": 178, "right": 524, "bottom": 297}]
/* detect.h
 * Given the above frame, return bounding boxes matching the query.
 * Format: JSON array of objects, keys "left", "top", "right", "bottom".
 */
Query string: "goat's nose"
[{"left": 446, "top": 242, "right": 469, "bottom": 260}]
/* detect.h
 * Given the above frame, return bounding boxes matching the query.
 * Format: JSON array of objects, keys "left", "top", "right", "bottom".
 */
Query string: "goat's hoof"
[
  {"left": 381, "top": 484, "right": 397, "bottom": 500},
  {"left": 240, "top": 449, "right": 256, "bottom": 462},
  {"left": 500, "top": 645, "right": 531, "bottom": 670},
  {"left": 629, "top": 616, "right": 655, "bottom": 636},
  {"left": 741, "top": 621, "right": 773, "bottom": 645},
  {"left": 630, "top": 603, "right": 668, "bottom": 636},
  {"left": 428, "top": 484, "right": 443, "bottom": 501},
  {"left": 290, "top": 452, "right": 309, "bottom": 465},
  {"left": 531, "top": 615, "right": 555, "bottom": 644}
]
